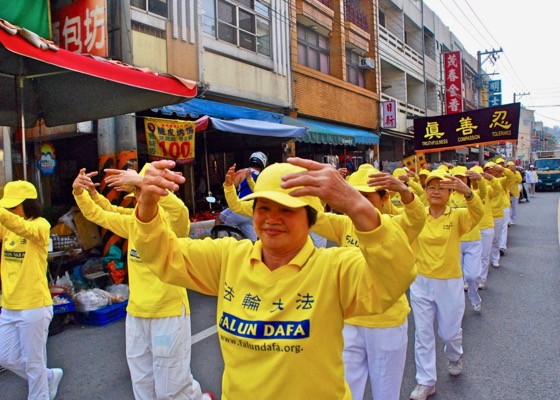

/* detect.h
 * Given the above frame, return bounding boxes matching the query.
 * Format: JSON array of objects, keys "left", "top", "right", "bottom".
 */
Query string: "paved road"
[{"left": 1, "top": 192, "right": 559, "bottom": 399}]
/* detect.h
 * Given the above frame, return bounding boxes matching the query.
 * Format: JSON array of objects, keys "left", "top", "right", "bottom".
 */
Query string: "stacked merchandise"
[{"left": 49, "top": 294, "right": 75, "bottom": 336}]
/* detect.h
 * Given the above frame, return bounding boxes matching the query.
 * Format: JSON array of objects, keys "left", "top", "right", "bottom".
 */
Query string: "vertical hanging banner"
[
  {"left": 444, "top": 51, "right": 463, "bottom": 115},
  {"left": 145, "top": 118, "right": 196, "bottom": 164},
  {"left": 382, "top": 100, "right": 397, "bottom": 128},
  {"left": 413, "top": 103, "right": 521, "bottom": 153},
  {"left": 51, "top": 0, "right": 108, "bottom": 57}
]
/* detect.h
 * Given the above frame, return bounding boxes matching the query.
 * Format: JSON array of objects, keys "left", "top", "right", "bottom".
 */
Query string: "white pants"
[
  {"left": 342, "top": 321, "right": 408, "bottom": 400},
  {"left": 410, "top": 275, "right": 465, "bottom": 386},
  {"left": 491, "top": 217, "right": 505, "bottom": 265},
  {"left": 0, "top": 306, "right": 53, "bottom": 400},
  {"left": 480, "top": 228, "right": 495, "bottom": 282},
  {"left": 126, "top": 310, "right": 203, "bottom": 400},
  {"left": 500, "top": 208, "right": 511, "bottom": 250},
  {"left": 510, "top": 196, "right": 519, "bottom": 222},
  {"left": 461, "top": 240, "right": 482, "bottom": 306}
]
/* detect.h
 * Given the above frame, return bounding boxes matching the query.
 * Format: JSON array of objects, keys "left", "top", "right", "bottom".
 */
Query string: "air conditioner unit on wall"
[{"left": 359, "top": 57, "right": 375, "bottom": 70}]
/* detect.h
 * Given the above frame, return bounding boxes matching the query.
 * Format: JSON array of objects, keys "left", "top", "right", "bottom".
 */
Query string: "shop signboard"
[
  {"left": 382, "top": 100, "right": 397, "bottom": 128},
  {"left": 444, "top": 51, "right": 463, "bottom": 114},
  {"left": 145, "top": 117, "right": 196, "bottom": 163},
  {"left": 413, "top": 103, "right": 520, "bottom": 153},
  {"left": 489, "top": 94, "right": 502, "bottom": 106},
  {"left": 37, "top": 142, "right": 56, "bottom": 175},
  {"left": 52, "top": 0, "right": 108, "bottom": 57}
]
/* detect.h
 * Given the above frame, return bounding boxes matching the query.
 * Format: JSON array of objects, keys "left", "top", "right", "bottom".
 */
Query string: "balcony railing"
[{"left": 344, "top": 1, "right": 368, "bottom": 31}]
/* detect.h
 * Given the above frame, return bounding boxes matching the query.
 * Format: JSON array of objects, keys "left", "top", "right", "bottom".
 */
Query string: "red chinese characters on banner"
[
  {"left": 444, "top": 51, "right": 463, "bottom": 115},
  {"left": 52, "top": 0, "right": 108, "bottom": 57}
]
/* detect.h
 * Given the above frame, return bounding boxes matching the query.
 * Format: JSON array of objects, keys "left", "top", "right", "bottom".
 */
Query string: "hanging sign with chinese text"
[
  {"left": 145, "top": 117, "right": 196, "bottom": 164},
  {"left": 444, "top": 51, "right": 463, "bottom": 114},
  {"left": 413, "top": 103, "right": 520, "bottom": 153},
  {"left": 52, "top": 0, "right": 108, "bottom": 57},
  {"left": 382, "top": 100, "right": 397, "bottom": 128}
]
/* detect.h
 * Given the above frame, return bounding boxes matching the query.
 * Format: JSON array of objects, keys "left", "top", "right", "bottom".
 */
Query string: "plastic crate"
[
  {"left": 49, "top": 314, "right": 66, "bottom": 336},
  {"left": 75, "top": 300, "right": 128, "bottom": 327},
  {"left": 52, "top": 295, "right": 75, "bottom": 314}
]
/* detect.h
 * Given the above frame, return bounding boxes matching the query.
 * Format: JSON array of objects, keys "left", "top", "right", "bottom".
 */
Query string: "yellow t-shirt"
[
  {"left": 74, "top": 190, "right": 190, "bottom": 318},
  {"left": 413, "top": 193, "right": 484, "bottom": 279},
  {"left": 313, "top": 197, "right": 423, "bottom": 327},
  {"left": 131, "top": 208, "right": 416, "bottom": 400},
  {"left": 0, "top": 209, "right": 51, "bottom": 310}
]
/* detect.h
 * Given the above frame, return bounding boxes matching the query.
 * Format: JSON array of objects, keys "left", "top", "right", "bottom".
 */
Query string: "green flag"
[{"left": 0, "top": 0, "right": 51, "bottom": 39}]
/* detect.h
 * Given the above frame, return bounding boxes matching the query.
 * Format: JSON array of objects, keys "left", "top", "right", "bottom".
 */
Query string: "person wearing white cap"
[
  {"left": 525, "top": 164, "right": 538, "bottom": 196},
  {"left": 409, "top": 169, "right": 484, "bottom": 400},
  {"left": 219, "top": 152, "right": 268, "bottom": 241},
  {"left": 0, "top": 181, "right": 64, "bottom": 399},
  {"left": 130, "top": 158, "right": 416, "bottom": 400}
]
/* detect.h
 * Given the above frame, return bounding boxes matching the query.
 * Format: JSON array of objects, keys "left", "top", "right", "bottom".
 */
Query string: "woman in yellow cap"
[
  {"left": 72, "top": 167, "right": 214, "bottom": 400},
  {"left": 0, "top": 181, "right": 64, "bottom": 399},
  {"left": 449, "top": 166, "right": 486, "bottom": 311},
  {"left": 409, "top": 170, "right": 484, "bottom": 400},
  {"left": 129, "top": 158, "right": 416, "bottom": 400}
]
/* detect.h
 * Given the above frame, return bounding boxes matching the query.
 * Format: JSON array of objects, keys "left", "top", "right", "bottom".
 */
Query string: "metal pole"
[
  {"left": 477, "top": 52, "right": 485, "bottom": 165},
  {"left": 17, "top": 75, "right": 27, "bottom": 181}
]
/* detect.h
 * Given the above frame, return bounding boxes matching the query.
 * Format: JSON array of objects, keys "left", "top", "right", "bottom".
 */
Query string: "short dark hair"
[{"left": 22, "top": 198, "right": 42, "bottom": 219}]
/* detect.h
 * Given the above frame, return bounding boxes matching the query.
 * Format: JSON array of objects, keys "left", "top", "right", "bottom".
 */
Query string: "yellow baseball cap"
[
  {"left": 418, "top": 169, "right": 431, "bottom": 176},
  {"left": 392, "top": 168, "right": 407, "bottom": 178},
  {"left": 470, "top": 165, "right": 484, "bottom": 174},
  {"left": 0, "top": 181, "right": 38, "bottom": 208},
  {"left": 507, "top": 161, "right": 515, "bottom": 166},
  {"left": 425, "top": 169, "right": 451, "bottom": 186},
  {"left": 451, "top": 166, "right": 467, "bottom": 177},
  {"left": 125, "top": 163, "right": 151, "bottom": 198},
  {"left": 347, "top": 164, "right": 380, "bottom": 193},
  {"left": 495, "top": 157, "right": 505, "bottom": 164},
  {"left": 483, "top": 162, "right": 496, "bottom": 170},
  {"left": 437, "top": 164, "right": 449, "bottom": 171},
  {"left": 241, "top": 163, "right": 323, "bottom": 213}
]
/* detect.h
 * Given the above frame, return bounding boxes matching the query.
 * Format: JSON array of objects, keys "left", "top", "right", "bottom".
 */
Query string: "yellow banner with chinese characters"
[
  {"left": 144, "top": 117, "right": 196, "bottom": 164},
  {"left": 403, "top": 154, "right": 426, "bottom": 171}
]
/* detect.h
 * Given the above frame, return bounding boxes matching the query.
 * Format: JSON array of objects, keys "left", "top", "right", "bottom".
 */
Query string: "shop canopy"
[
  {"left": 153, "top": 98, "right": 284, "bottom": 123},
  {"left": 282, "top": 116, "right": 379, "bottom": 146}
]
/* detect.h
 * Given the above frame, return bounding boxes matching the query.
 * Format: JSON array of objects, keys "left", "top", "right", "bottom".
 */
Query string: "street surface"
[{"left": 1, "top": 192, "right": 559, "bottom": 400}]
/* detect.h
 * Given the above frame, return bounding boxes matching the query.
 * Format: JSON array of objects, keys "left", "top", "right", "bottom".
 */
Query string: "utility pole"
[
  {"left": 514, "top": 92, "right": 530, "bottom": 103},
  {"left": 477, "top": 48, "right": 503, "bottom": 164},
  {"left": 512, "top": 92, "right": 530, "bottom": 160}
]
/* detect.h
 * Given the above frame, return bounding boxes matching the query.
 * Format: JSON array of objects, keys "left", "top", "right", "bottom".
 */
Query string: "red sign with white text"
[
  {"left": 52, "top": 0, "right": 108, "bottom": 56},
  {"left": 444, "top": 51, "right": 463, "bottom": 115}
]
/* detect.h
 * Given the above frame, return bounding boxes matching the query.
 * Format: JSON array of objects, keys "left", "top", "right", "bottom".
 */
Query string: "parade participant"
[
  {"left": 219, "top": 152, "right": 268, "bottom": 241},
  {"left": 470, "top": 166, "right": 495, "bottom": 290},
  {"left": 227, "top": 163, "right": 423, "bottom": 400},
  {"left": 131, "top": 158, "right": 417, "bottom": 400},
  {"left": 72, "top": 168, "right": 213, "bottom": 400},
  {"left": 317, "top": 164, "right": 424, "bottom": 400},
  {"left": 495, "top": 158, "right": 511, "bottom": 256},
  {"left": 0, "top": 181, "right": 64, "bottom": 399},
  {"left": 449, "top": 166, "right": 485, "bottom": 311},
  {"left": 483, "top": 162, "right": 515, "bottom": 268},
  {"left": 409, "top": 170, "right": 484, "bottom": 400},
  {"left": 506, "top": 161, "right": 522, "bottom": 225}
]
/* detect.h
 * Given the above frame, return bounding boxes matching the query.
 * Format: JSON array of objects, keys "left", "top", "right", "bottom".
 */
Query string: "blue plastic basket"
[
  {"left": 75, "top": 300, "right": 128, "bottom": 327},
  {"left": 52, "top": 295, "right": 75, "bottom": 314}
]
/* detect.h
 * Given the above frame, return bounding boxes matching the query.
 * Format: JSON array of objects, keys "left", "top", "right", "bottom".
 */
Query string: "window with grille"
[
  {"left": 202, "top": 0, "right": 271, "bottom": 56},
  {"left": 297, "top": 24, "right": 330, "bottom": 74},
  {"left": 346, "top": 50, "right": 365, "bottom": 87}
]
